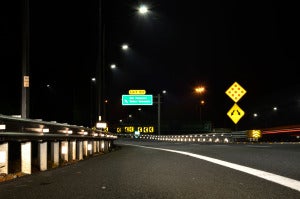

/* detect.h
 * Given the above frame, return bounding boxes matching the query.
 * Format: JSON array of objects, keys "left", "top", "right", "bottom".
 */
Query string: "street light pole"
[
  {"left": 199, "top": 100, "right": 205, "bottom": 124},
  {"left": 195, "top": 86, "right": 205, "bottom": 125},
  {"left": 97, "top": 0, "right": 104, "bottom": 122},
  {"left": 21, "top": 0, "right": 30, "bottom": 118},
  {"left": 157, "top": 93, "right": 161, "bottom": 135},
  {"left": 157, "top": 90, "right": 166, "bottom": 136},
  {"left": 102, "top": 23, "right": 107, "bottom": 121},
  {"left": 90, "top": 77, "right": 96, "bottom": 127},
  {"left": 96, "top": 3, "right": 150, "bottom": 124}
]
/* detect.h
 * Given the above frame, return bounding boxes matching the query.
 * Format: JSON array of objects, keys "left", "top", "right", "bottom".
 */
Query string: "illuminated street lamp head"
[
  {"left": 195, "top": 86, "right": 205, "bottom": 94},
  {"left": 138, "top": 5, "right": 149, "bottom": 15},
  {"left": 122, "top": 44, "right": 129, "bottom": 50},
  {"left": 110, "top": 64, "right": 116, "bottom": 69}
]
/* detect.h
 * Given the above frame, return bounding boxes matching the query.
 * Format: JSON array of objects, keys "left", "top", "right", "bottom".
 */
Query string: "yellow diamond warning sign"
[
  {"left": 227, "top": 103, "right": 245, "bottom": 124},
  {"left": 225, "top": 82, "right": 246, "bottom": 103}
]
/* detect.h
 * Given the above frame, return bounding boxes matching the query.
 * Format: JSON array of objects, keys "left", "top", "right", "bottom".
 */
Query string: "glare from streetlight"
[
  {"left": 138, "top": 5, "right": 149, "bottom": 15},
  {"left": 122, "top": 44, "right": 129, "bottom": 50},
  {"left": 195, "top": 86, "right": 205, "bottom": 94},
  {"left": 91, "top": 77, "right": 96, "bottom": 82},
  {"left": 110, "top": 64, "right": 116, "bottom": 69}
]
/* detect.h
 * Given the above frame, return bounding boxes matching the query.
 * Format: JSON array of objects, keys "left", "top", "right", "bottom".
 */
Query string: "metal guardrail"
[
  {"left": 118, "top": 131, "right": 249, "bottom": 143},
  {"left": 0, "top": 114, "right": 118, "bottom": 177},
  {"left": 0, "top": 114, "right": 117, "bottom": 141}
]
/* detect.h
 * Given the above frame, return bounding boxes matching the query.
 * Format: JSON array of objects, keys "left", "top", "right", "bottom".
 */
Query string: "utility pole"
[
  {"left": 21, "top": 0, "right": 30, "bottom": 118},
  {"left": 157, "top": 94, "right": 161, "bottom": 135},
  {"left": 97, "top": 0, "right": 103, "bottom": 122}
]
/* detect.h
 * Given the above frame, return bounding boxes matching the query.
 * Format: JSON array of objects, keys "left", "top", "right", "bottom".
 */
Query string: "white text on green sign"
[{"left": 122, "top": 95, "right": 153, "bottom": 105}]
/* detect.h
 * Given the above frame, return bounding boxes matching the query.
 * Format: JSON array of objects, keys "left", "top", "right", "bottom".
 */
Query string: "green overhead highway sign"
[{"left": 122, "top": 95, "right": 153, "bottom": 105}]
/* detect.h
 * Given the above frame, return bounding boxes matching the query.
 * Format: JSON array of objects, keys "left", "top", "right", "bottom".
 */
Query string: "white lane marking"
[{"left": 123, "top": 143, "right": 300, "bottom": 192}]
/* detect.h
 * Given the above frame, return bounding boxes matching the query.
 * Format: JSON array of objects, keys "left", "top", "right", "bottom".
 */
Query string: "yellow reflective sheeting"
[
  {"left": 125, "top": 126, "right": 135, "bottom": 133},
  {"left": 116, "top": 126, "right": 155, "bottom": 133},
  {"left": 225, "top": 82, "right": 247, "bottom": 103},
  {"left": 129, "top": 90, "right": 146, "bottom": 95},
  {"left": 117, "top": 128, "right": 122, "bottom": 133},
  {"left": 138, "top": 127, "right": 143, "bottom": 132},
  {"left": 227, "top": 103, "right": 245, "bottom": 124},
  {"left": 247, "top": 130, "right": 262, "bottom": 138},
  {"left": 149, "top": 126, "right": 154, "bottom": 133},
  {"left": 143, "top": 127, "right": 149, "bottom": 133}
]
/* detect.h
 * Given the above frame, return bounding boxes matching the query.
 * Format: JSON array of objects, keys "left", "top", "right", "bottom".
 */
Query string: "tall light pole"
[
  {"left": 96, "top": 0, "right": 103, "bottom": 122},
  {"left": 157, "top": 93, "right": 161, "bottom": 135},
  {"left": 21, "top": 0, "right": 30, "bottom": 118},
  {"left": 90, "top": 77, "right": 96, "bottom": 127},
  {"left": 195, "top": 86, "right": 205, "bottom": 124},
  {"left": 199, "top": 100, "right": 205, "bottom": 124},
  {"left": 97, "top": 3, "right": 150, "bottom": 125},
  {"left": 157, "top": 90, "right": 167, "bottom": 135}
]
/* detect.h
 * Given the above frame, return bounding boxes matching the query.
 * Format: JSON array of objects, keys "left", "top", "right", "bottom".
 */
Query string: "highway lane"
[
  {"left": 122, "top": 139, "right": 300, "bottom": 181},
  {"left": 0, "top": 139, "right": 299, "bottom": 199}
]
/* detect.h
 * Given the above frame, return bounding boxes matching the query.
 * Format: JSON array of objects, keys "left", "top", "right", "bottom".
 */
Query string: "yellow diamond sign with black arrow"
[{"left": 227, "top": 103, "right": 245, "bottom": 124}]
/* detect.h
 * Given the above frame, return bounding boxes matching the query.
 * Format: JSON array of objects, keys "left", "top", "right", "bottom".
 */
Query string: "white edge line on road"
[{"left": 123, "top": 143, "right": 300, "bottom": 192}]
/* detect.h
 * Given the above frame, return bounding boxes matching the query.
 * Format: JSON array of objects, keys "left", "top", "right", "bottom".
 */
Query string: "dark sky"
[{"left": 1, "top": 0, "right": 299, "bottom": 131}]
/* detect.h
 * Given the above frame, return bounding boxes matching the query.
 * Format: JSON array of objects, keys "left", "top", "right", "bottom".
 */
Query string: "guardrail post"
[
  {"left": 38, "top": 142, "right": 47, "bottom": 171},
  {"left": 100, "top": 140, "right": 105, "bottom": 152},
  {"left": 76, "top": 141, "right": 83, "bottom": 160},
  {"left": 51, "top": 142, "right": 59, "bottom": 168},
  {"left": 104, "top": 140, "right": 109, "bottom": 153},
  {"left": 69, "top": 141, "right": 76, "bottom": 161},
  {"left": 21, "top": 142, "right": 31, "bottom": 174},
  {"left": 88, "top": 141, "right": 93, "bottom": 155},
  {"left": 93, "top": 141, "right": 97, "bottom": 154},
  {"left": 96, "top": 140, "right": 100, "bottom": 153},
  {"left": 0, "top": 142, "right": 8, "bottom": 174},
  {"left": 109, "top": 140, "right": 112, "bottom": 151},
  {"left": 83, "top": 141, "right": 88, "bottom": 157},
  {"left": 61, "top": 141, "right": 69, "bottom": 163}
]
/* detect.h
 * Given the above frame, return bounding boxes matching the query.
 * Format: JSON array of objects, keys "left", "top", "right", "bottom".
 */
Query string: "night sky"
[{"left": 1, "top": 1, "right": 299, "bottom": 132}]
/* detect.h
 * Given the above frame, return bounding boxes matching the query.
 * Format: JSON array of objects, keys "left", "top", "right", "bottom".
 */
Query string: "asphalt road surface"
[{"left": 0, "top": 139, "right": 299, "bottom": 199}]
